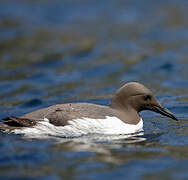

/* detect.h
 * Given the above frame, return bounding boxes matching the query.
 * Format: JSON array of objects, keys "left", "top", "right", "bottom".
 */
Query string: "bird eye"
[{"left": 143, "top": 95, "right": 151, "bottom": 101}]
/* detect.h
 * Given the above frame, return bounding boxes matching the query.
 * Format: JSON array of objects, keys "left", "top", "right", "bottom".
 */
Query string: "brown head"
[{"left": 110, "top": 82, "right": 178, "bottom": 121}]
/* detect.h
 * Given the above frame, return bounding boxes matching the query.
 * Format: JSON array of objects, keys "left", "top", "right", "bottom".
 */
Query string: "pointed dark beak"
[
  {"left": 147, "top": 97, "right": 178, "bottom": 121},
  {"left": 151, "top": 105, "right": 178, "bottom": 121}
]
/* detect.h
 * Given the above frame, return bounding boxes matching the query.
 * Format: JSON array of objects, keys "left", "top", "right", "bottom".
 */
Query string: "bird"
[{"left": 0, "top": 82, "right": 178, "bottom": 137}]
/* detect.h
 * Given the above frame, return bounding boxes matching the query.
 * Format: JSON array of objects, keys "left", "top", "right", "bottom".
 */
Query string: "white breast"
[{"left": 12, "top": 116, "right": 143, "bottom": 138}]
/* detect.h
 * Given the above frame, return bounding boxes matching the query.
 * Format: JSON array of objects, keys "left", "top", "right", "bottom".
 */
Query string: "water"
[{"left": 0, "top": 0, "right": 188, "bottom": 179}]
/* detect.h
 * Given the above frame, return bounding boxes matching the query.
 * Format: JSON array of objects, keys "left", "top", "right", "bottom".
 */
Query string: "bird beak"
[{"left": 148, "top": 98, "right": 178, "bottom": 121}]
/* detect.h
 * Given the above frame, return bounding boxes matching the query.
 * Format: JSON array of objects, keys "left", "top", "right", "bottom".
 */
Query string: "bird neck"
[{"left": 110, "top": 99, "right": 141, "bottom": 125}]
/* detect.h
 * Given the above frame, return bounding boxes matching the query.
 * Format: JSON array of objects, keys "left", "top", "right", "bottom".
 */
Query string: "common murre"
[{"left": 0, "top": 82, "right": 178, "bottom": 137}]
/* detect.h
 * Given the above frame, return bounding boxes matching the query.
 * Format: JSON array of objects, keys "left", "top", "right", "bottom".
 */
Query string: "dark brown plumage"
[{"left": 0, "top": 82, "right": 178, "bottom": 133}]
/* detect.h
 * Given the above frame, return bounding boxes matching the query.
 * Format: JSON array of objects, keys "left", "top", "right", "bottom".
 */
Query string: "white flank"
[{"left": 12, "top": 116, "right": 143, "bottom": 138}]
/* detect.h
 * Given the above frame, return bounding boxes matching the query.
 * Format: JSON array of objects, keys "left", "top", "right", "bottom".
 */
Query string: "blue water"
[{"left": 0, "top": 0, "right": 188, "bottom": 179}]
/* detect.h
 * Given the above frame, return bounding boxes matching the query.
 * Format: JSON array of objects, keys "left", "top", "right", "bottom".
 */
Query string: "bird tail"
[{"left": 0, "top": 116, "right": 37, "bottom": 133}]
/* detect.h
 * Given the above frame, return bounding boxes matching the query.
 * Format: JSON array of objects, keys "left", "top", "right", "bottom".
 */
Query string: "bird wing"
[{"left": 0, "top": 103, "right": 116, "bottom": 129}]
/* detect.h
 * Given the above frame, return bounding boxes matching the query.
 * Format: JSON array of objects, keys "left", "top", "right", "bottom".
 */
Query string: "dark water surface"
[{"left": 0, "top": 0, "right": 188, "bottom": 179}]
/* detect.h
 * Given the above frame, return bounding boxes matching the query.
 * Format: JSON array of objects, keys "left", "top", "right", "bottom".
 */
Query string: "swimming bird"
[{"left": 0, "top": 82, "right": 178, "bottom": 137}]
